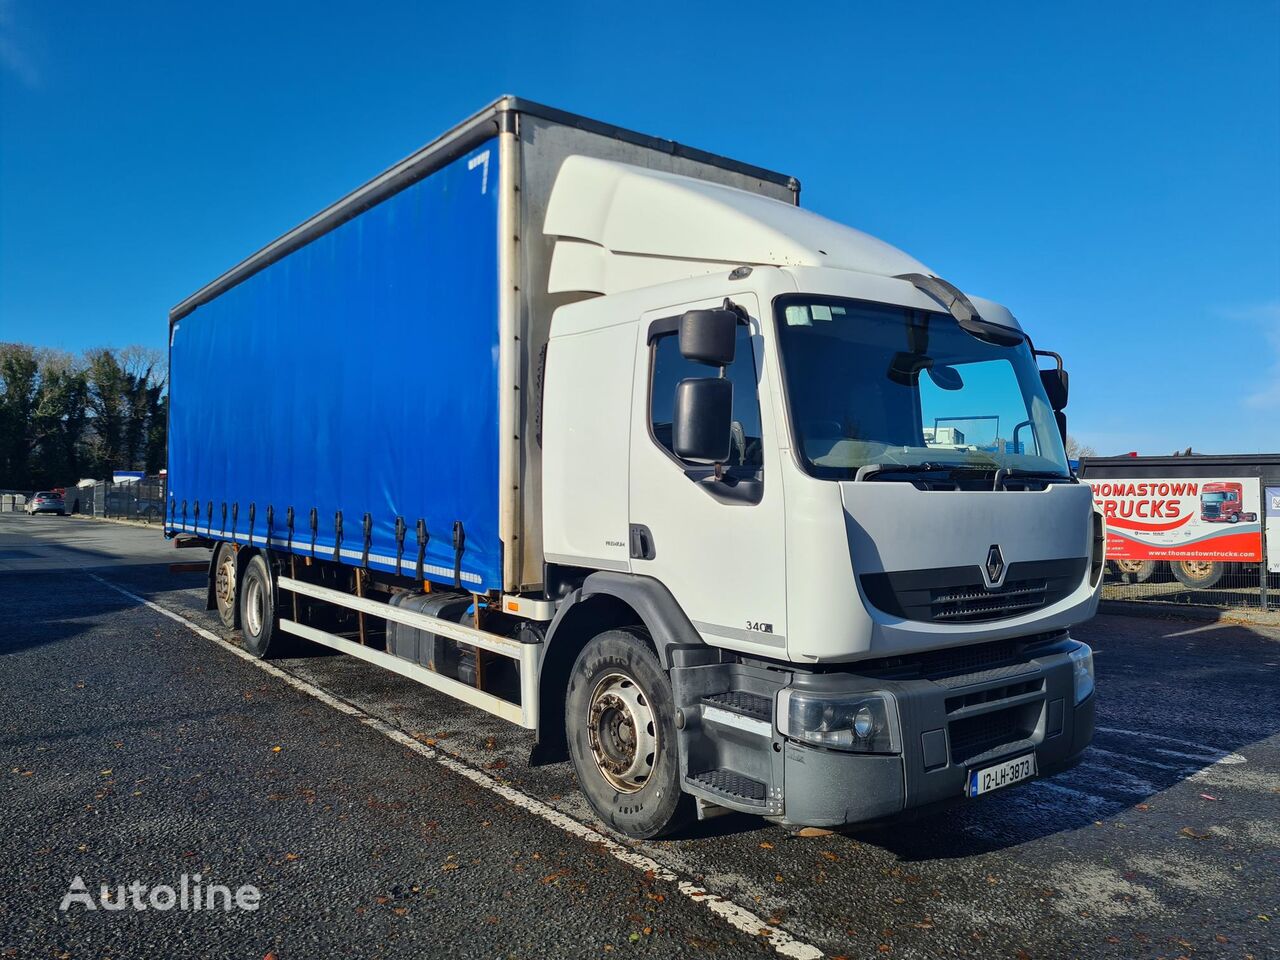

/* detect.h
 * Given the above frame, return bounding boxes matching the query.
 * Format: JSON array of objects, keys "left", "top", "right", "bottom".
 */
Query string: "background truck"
[
  {"left": 167, "top": 97, "right": 1101, "bottom": 838},
  {"left": 1201, "top": 482, "right": 1257, "bottom": 523}
]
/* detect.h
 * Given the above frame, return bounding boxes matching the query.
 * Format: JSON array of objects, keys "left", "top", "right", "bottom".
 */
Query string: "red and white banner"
[{"left": 1084, "top": 477, "right": 1262, "bottom": 562}]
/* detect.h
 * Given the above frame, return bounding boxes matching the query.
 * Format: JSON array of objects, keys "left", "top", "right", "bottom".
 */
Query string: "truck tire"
[
  {"left": 1228, "top": 513, "right": 1239, "bottom": 524},
  {"left": 213, "top": 543, "right": 238, "bottom": 629},
  {"left": 239, "top": 553, "right": 284, "bottom": 658},
  {"left": 1171, "top": 560, "right": 1224, "bottom": 590},
  {"left": 565, "top": 627, "right": 693, "bottom": 839},
  {"left": 1109, "top": 559, "right": 1156, "bottom": 584}
]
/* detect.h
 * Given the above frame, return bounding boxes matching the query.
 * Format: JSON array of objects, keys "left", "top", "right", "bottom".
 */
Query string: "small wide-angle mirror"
[
  {"left": 887, "top": 353, "right": 964, "bottom": 390},
  {"left": 673, "top": 378, "right": 733, "bottom": 463},
  {"left": 679, "top": 309, "right": 737, "bottom": 366},
  {"left": 926, "top": 363, "right": 964, "bottom": 391}
]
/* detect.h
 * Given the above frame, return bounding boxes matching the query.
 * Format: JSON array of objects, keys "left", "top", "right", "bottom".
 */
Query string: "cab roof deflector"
[{"left": 895, "top": 273, "right": 1023, "bottom": 347}]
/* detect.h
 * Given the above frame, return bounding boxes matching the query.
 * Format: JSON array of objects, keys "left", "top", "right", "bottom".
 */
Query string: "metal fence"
[
  {"left": 1102, "top": 559, "right": 1274, "bottom": 611},
  {"left": 68, "top": 475, "right": 167, "bottom": 524}
]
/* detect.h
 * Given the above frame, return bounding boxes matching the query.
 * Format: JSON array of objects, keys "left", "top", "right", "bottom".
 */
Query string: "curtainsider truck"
[{"left": 167, "top": 97, "right": 1102, "bottom": 838}]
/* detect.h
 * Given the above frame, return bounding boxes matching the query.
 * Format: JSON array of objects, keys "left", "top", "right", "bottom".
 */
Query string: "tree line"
[{"left": 0, "top": 343, "right": 167, "bottom": 491}]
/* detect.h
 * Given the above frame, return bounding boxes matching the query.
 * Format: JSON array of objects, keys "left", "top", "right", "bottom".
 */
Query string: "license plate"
[{"left": 967, "top": 753, "right": 1037, "bottom": 797}]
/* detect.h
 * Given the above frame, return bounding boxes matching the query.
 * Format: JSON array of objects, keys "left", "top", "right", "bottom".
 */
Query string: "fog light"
[
  {"left": 1068, "top": 643, "right": 1094, "bottom": 705},
  {"left": 777, "top": 690, "right": 897, "bottom": 753}
]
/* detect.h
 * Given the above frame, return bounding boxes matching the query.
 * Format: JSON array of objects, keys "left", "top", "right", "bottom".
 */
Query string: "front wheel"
[{"left": 565, "top": 628, "right": 693, "bottom": 839}]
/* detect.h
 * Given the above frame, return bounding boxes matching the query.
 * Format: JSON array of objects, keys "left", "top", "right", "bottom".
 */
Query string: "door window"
[{"left": 649, "top": 324, "right": 763, "bottom": 471}]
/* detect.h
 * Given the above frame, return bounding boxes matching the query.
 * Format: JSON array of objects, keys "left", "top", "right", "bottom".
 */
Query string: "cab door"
[{"left": 628, "top": 293, "right": 788, "bottom": 657}]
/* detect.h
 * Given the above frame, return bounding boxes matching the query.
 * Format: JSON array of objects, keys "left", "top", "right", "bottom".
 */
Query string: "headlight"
[
  {"left": 1068, "top": 643, "right": 1094, "bottom": 705},
  {"left": 776, "top": 690, "right": 897, "bottom": 753}
]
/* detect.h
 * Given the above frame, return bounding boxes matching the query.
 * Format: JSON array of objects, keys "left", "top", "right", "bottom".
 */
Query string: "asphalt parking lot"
[{"left": 2, "top": 514, "right": 1277, "bottom": 959}]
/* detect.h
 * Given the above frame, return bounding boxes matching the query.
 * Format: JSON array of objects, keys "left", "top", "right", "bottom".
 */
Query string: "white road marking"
[
  {"left": 1074, "top": 761, "right": 1158, "bottom": 796},
  {"left": 1027, "top": 727, "right": 1253, "bottom": 807},
  {"left": 1095, "top": 725, "right": 1246, "bottom": 765},
  {"left": 1085, "top": 746, "right": 1192, "bottom": 773},
  {"left": 87, "top": 574, "right": 824, "bottom": 960}
]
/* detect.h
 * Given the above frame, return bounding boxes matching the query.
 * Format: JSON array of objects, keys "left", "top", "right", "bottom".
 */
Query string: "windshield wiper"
[
  {"left": 1002, "top": 467, "right": 1073, "bottom": 483},
  {"left": 856, "top": 462, "right": 1072, "bottom": 489},
  {"left": 854, "top": 461, "right": 965, "bottom": 481},
  {"left": 895, "top": 273, "right": 1024, "bottom": 347}
]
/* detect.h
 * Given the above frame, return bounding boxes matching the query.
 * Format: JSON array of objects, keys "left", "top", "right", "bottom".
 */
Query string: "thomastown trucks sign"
[{"left": 1085, "top": 477, "right": 1263, "bottom": 561}]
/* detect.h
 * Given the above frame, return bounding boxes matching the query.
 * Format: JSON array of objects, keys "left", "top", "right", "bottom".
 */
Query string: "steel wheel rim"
[
  {"left": 1115, "top": 560, "right": 1145, "bottom": 573},
  {"left": 245, "top": 577, "right": 264, "bottom": 636},
  {"left": 215, "top": 554, "right": 236, "bottom": 613},
  {"left": 1180, "top": 561, "right": 1214, "bottom": 579},
  {"left": 586, "top": 672, "right": 658, "bottom": 794}
]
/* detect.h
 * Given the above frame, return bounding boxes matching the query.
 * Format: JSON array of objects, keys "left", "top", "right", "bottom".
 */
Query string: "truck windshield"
[
  {"left": 1202, "top": 492, "right": 1232, "bottom": 502},
  {"left": 774, "top": 296, "right": 1069, "bottom": 479}
]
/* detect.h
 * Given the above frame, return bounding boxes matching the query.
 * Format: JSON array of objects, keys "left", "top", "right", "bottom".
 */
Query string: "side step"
[
  {"left": 684, "top": 689, "right": 782, "bottom": 816},
  {"left": 688, "top": 769, "right": 769, "bottom": 808},
  {"left": 700, "top": 691, "right": 773, "bottom": 737}
]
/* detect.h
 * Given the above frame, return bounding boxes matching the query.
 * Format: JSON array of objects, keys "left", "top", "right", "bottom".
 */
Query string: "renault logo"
[{"left": 984, "top": 544, "right": 1006, "bottom": 588}]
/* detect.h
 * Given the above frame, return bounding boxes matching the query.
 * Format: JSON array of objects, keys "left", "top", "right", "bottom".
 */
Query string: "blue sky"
[{"left": 1, "top": 0, "right": 1277, "bottom": 455}]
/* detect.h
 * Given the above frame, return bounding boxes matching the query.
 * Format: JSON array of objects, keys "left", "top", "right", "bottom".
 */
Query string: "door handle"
[{"left": 629, "top": 524, "right": 656, "bottom": 560}]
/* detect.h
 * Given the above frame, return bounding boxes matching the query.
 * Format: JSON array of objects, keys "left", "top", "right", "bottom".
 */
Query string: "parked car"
[{"left": 26, "top": 491, "right": 66, "bottom": 515}]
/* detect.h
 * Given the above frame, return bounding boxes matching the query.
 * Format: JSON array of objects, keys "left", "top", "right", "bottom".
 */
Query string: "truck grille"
[
  {"left": 861, "top": 558, "right": 1087, "bottom": 624},
  {"left": 949, "top": 706, "right": 1030, "bottom": 763}
]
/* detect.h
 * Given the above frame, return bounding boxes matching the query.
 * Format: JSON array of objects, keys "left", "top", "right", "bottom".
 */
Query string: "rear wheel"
[
  {"left": 239, "top": 553, "right": 284, "bottom": 658},
  {"left": 1171, "top": 559, "right": 1224, "bottom": 589},
  {"left": 565, "top": 628, "right": 693, "bottom": 839},
  {"left": 213, "top": 543, "right": 238, "bottom": 629}
]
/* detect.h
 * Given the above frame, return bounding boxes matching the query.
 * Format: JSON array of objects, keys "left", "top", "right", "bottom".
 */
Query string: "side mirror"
[
  {"left": 680, "top": 309, "right": 737, "bottom": 366},
  {"left": 1035, "top": 349, "right": 1069, "bottom": 411},
  {"left": 1040, "top": 368, "right": 1069, "bottom": 410},
  {"left": 673, "top": 378, "right": 733, "bottom": 463}
]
